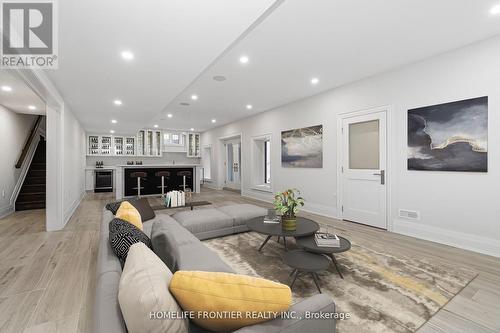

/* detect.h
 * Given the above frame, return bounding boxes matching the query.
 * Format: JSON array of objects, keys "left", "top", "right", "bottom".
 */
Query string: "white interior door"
[
  {"left": 341, "top": 111, "right": 387, "bottom": 229},
  {"left": 224, "top": 139, "right": 241, "bottom": 189}
]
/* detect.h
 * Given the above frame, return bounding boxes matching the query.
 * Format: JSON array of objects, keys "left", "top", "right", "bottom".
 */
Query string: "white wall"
[
  {"left": 0, "top": 106, "right": 36, "bottom": 217},
  {"left": 202, "top": 36, "right": 500, "bottom": 257},
  {"left": 62, "top": 107, "right": 86, "bottom": 224}
]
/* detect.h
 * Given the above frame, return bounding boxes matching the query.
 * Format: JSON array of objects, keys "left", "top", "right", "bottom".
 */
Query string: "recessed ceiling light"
[
  {"left": 110, "top": 130, "right": 115, "bottom": 134},
  {"left": 239, "top": 55, "right": 249, "bottom": 64},
  {"left": 111, "top": 119, "right": 117, "bottom": 124},
  {"left": 28, "top": 105, "right": 37, "bottom": 110},
  {"left": 191, "top": 94, "right": 198, "bottom": 100},
  {"left": 491, "top": 4, "right": 500, "bottom": 15},
  {"left": 114, "top": 99, "right": 122, "bottom": 106},
  {"left": 310, "top": 78, "right": 319, "bottom": 85},
  {"left": 1, "top": 85, "right": 12, "bottom": 92},
  {"left": 167, "top": 113, "right": 173, "bottom": 118},
  {"left": 154, "top": 124, "right": 159, "bottom": 128},
  {"left": 246, "top": 104, "right": 253, "bottom": 110},
  {"left": 190, "top": 128, "right": 194, "bottom": 131},
  {"left": 121, "top": 51, "right": 134, "bottom": 60},
  {"left": 211, "top": 119, "right": 217, "bottom": 123}
]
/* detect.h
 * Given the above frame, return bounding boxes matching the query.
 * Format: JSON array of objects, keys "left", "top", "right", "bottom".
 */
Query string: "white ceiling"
[
  {"left": 45, "top": 0, "right": 278, "bottom": 134},
  {"left": 45, "top": 0, "right": 500, "bottom": 134},
  {"left": 0, "top": 71, "right": 46, "bottom": 115}
]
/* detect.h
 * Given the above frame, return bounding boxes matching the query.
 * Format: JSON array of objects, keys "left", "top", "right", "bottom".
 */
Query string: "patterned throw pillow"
[
  {"left": 109, "top": 218, "right": 152, "bottom": 262},
  {"left": 105, "top": 198, "right": 138, "bottom": 215}
]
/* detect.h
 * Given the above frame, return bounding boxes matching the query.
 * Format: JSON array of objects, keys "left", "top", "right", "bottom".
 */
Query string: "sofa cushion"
[
  {"left": 109, "top": 218, "right": 152, "bottom": 262},
  {"left": 218, "top": 204, "right": 268, "bottom": 226},
  {"left": 105, "top": 198, "right": 138, "bottom": 215},
  {"left": 130, "top": 198, "right": 156, "bottom": 222},
  {"left": 172, "top": 208, "right": 233, "bottom": 235},
  {"left": 119, "top": 243, "right": 188, "bottom": 333},
  {"left": 169, "top": 271, "right": 292, "bottom": 332},
  {"left": 151, "top": 218, "right": 233, "bottom": 273},
  {"left": 116, "top": 201, "right": 143, "bottom": 230},
  {"left": 151, "top": 217, "right": 199, "bottom": 270}
]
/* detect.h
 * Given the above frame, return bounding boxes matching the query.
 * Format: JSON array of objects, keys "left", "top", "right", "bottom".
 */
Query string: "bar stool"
[
  {"left": 155, "top": 171, "right": 170, "bottom": 197},
  {"left": 177, "top": 171, "right": 192, "bottom": 192},
  {"left": 130, "top": 171, "right": 147, "bottom": 198}
]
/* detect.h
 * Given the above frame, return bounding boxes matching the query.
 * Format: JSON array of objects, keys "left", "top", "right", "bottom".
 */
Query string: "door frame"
[
  {"left": 336, "top": 105, "right": 394, "bottom": 231},
  {"left": 223, "top": 138, "right": 242, "bottom": 189},
  {"left": 217, "top": 133, "right": 243, "bottom": 190}
]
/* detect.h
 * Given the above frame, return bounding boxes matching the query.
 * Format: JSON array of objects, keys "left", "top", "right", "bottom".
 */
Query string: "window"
[
  {"left": 264, "top": 140, "right": 271, "bottom": 184},
  {"left": 251, "top": 135, "right": 272, "bottom": 191},
  {"left": 202, "top": 145, "right": 212, "bottom": 180}
]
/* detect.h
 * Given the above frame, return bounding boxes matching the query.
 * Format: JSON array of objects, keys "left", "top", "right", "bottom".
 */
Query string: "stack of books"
[
  {"left": 263, "top": 215, "right": 281, "bottom": 224},
  {"left": 314, "top": 232, "right": 340, "bottom": 247},
  {"left": 165, "top": 191, "right": 185, "bottom": 208}
]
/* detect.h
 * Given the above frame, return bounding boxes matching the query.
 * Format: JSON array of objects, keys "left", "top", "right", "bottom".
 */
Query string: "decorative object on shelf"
[
  {"left": 273, "top": 189, "right": 304, "bottom": 231},
  {"left": 408, "top": 96, "right": 488, "bottom": 172},
  {"left": 281, "top": 125, "right": 323, "bottom": 168}
]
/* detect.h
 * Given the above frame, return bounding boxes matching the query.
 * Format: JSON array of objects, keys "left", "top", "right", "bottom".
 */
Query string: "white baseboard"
[
  {"left": 63, "top": 191, "right": 85, "bottom": 226},
  {"left": 241, "top": 190, "right": 339, "bottom": 220},
  {"left": 393, "top": 218, "right": 500, "bottom": 258},
  {"left": 0, "top": 204, "right": 14, "bottom": 219}
]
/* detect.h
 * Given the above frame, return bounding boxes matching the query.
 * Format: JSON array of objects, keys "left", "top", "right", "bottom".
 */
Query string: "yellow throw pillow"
[
  {"left": 169, "top": 271, "right": 292, "bottom": 332},
  {"left": 116, "top": 201, "right": 143, "bottom": 231}
]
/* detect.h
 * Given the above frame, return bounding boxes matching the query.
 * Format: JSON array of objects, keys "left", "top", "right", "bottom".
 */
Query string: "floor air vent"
[{"left": 399, "top": 209, "right": 419, "bottom": 220}]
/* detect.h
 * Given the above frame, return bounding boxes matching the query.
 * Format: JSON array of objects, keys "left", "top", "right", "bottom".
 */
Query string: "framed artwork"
[
  {"left": 281, "top": 125, "right": 323, "bottom": 168},
  {"left": 408, "top": 96, "right": 488, "bottom": 172}
]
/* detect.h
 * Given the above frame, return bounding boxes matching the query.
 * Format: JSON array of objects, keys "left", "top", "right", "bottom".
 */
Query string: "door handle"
[{"left": 373, "top": 170, "right": 385, "bottom": 185}]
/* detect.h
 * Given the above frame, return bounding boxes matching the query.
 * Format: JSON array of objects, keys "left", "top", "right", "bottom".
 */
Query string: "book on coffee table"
[
  {"left": 263, "top": 215, "right": 281, "bottom": 224},
  {"left": 314, "top": 232, "right": 340, "bottom": 247}
]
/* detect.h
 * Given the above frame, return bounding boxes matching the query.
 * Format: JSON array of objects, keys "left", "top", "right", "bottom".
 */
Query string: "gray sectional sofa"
[{"left": 95, "top": 204, "right": 336, "bottom": 333}]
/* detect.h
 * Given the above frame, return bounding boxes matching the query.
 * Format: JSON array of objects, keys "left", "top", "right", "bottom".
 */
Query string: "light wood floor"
[{"left": 0, "top": 188, "right": 499, "bottom": 333}]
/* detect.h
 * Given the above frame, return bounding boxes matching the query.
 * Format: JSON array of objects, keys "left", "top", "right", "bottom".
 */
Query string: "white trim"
[
  {"left": 393, "top": 218, "right": 500, "bottom": 258},
  {"left": 251, "top": 185, "right": 272, "bottom": 193},
  {"left": 0, "top": 204, "right": 15, "bottom": 219},
  {"left": 218, "top": 133, "right": 243, "bottom": 190},
  {"left": 336, "top": 105, "right": 393, "bottom": 230},
  {"left": 64, "top": 190, "right": 85, "bottom": 224},
  {"left": 242, "top": 190, "right": 339, "bottom": 220}
]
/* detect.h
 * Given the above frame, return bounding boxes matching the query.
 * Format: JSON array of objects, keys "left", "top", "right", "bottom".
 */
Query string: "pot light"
[
  {"left": 310, "top": 77, "right": 319, "bottom": 85},
  {"left": 239, "top": 55, "right": 249, "bottom": 64},
  {"left": 167, "top": 113, "right": 173, "bottom": 118},
  {"left": 154, "top": 124, "right": 159, "bottom": 128},
  {"left": 190, "top": 128, "right": 195, "bottom": 131},
  {"left": 1, "top": 85, "right": 12, "bottom": 92},
  {"left": 110, "top": 130, "right": 115, "bottom": 134},
  {"left": 111, "top": 119, "right": 117, "bottom": 124},
  {"left": 114, "top": 99, "right": 122, "bottom": 106},
  {"left": 28, "top": 105, "right": 37, "bottom": 110},
  {"left": 121, "top": 51, "right": 134, "bottom": 60},
  {"left": 246, "top": 104, "right": 253, "bottom": 110},
  {"left": 491, "top": 4, "right": 500, "bottom": 15},
  {"left": 191, "top": 94, "right": 198, "bottom": 100},
  {"left": 211, "top": 119, "right": 217, "bottom": 123}
]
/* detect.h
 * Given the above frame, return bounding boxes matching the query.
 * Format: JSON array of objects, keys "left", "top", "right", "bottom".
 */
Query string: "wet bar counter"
[{"left": 115, "top": 164, "right": 202, "bottom": 200}]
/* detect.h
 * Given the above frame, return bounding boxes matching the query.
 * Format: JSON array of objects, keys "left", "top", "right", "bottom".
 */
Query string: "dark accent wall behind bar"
[{"left": 124, "top": 167, "right": 194, "bottom": 197}]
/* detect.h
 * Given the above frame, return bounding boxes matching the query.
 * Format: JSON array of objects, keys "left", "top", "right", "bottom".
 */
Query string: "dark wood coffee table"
[
  {"left": 296, "top": 235, "right": 351, "bottom": 279},
  {"left": 151, "top": 201, "right": 211, "bottom": 211},
  {"left": 246, "top": 216, "right": 319, "bottom": 251},
  {"left": 283, "top": 250, "right": 330, "bottom": 293}
]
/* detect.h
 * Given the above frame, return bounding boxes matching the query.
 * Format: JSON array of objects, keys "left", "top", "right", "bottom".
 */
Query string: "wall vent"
[{"left": 399, "top": 209, "right": 420, "bottom": 220}]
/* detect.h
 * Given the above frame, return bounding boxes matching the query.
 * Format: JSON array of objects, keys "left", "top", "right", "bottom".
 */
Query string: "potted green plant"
[{"left": 273, "top": 189, "right": 305, "bottom": 231}]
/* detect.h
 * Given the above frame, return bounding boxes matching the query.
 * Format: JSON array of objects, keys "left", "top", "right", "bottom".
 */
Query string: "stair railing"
[
  {"left": 11, "top": 116, "right": 46, "bottom": 207},
  {"left": 16, "top": 115, "right": 43, "bottom": 169}
]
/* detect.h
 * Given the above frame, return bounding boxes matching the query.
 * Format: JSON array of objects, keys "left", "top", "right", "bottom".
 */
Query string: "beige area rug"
[{"left": 203, "top": 229, "right": 477, "bottom": 333}]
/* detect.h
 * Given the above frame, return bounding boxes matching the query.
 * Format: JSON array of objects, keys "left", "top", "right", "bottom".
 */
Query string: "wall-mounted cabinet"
[
  {"left": 87, "top": 129, "right": 162, "bottom": 157},
  {"left": 187, "top": 133, "right": 201, "bottom": 157}
]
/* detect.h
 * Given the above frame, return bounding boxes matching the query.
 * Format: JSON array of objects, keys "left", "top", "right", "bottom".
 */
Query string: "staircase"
[{"left": 16, "top": 138, "right": 46, "bottom": 211}]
